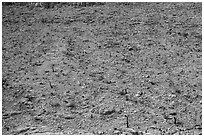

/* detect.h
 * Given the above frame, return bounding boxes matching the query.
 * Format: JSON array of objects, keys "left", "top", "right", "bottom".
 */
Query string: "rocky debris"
[
  {"left": 13, "top": 126, "right": 30, "bottom": 135},
  {"left": 3, "top": 111, "right": 22, "bottom": 119}
]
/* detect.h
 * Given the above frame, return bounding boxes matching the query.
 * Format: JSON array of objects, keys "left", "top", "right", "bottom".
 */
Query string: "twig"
[
  {"left": 125, "top": 114, "right": 129, "bottom": 128},
  {"left": 49, "top": 81, "right": 53, "bottom": 89}
]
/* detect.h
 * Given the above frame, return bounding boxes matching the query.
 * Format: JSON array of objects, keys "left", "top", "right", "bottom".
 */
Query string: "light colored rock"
[
  {"left": 14, "top": 127, "right": 30, "bottom": 134},
  {"left": 113, "top": 130, "right": 121, "bottom": 135}
]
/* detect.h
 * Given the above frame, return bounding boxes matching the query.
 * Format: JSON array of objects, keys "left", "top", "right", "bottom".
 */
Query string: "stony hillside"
[{"left": 2, "top": 2, "right": 202, "bottom": 135}]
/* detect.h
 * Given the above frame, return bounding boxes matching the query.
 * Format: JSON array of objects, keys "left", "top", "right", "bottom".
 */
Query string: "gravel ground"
[{"left": 2, "top": 2, "right": 202, "bottom": 135}]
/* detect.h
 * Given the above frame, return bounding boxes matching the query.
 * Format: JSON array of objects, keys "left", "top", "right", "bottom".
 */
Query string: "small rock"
[
  {"left": 3, "top": 111, "right": 22, "bottom": 119},
  {"left": 173, "top": 131, "right": 180, "bottom": 135},
  {"left": 102, "top": 109, "right": 115, "bottom": 115},
  {"left": 34, "top": 116, "right": 43, "bottom": 121},
  {"left": 123, "top": 128, "right": 139, "bottom": 135},
  {"left": 61, "top": 114, "right": 76, "bottom": 119},
  {"left": 30, "top": 127, "right": 37, "bottom": 131},
  {"left": 128, "top": 129, "right": 139, "bottom": 135},
  {"left": 50, "top": 99, "right": 61, "bottom": 107},
  {"left": 122, "top": 131, "right": 132, "bottom": 135},
  {"left": 135, "top": 91, "right": 143, "bottom": 97},
  {"left": 97, "top": 131, "right": 105, "bottom": 135},
  {"left": 119, "top": 89, "right": 128, "bottom": 95},
  {"left": 113, "top": 130, "right": 121, "bottom": 135},
  {"left": 146, "top": 128, "right": 161, "bottom": 135},
  {"left": 65, "top": 101, "right": 75, "bottom": 108},
  {"left": 144, "top": 133, "right": 151, "bottom": 135},
  {"left": 125, "top": 94, "right": 131, "bottom": 101},
  {"left": 10, "top": 111, "right": 22, "bottom": 116},
  {"left": 14, "top": 127, "right": 30, "bottom": 134},
  {"left": 2, "top": 114, "right": 10, "bottom": 119}
]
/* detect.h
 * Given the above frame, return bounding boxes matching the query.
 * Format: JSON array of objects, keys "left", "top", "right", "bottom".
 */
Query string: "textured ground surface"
[{"left": 2, "top": 2, "right": 202, "bottom": 135}]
